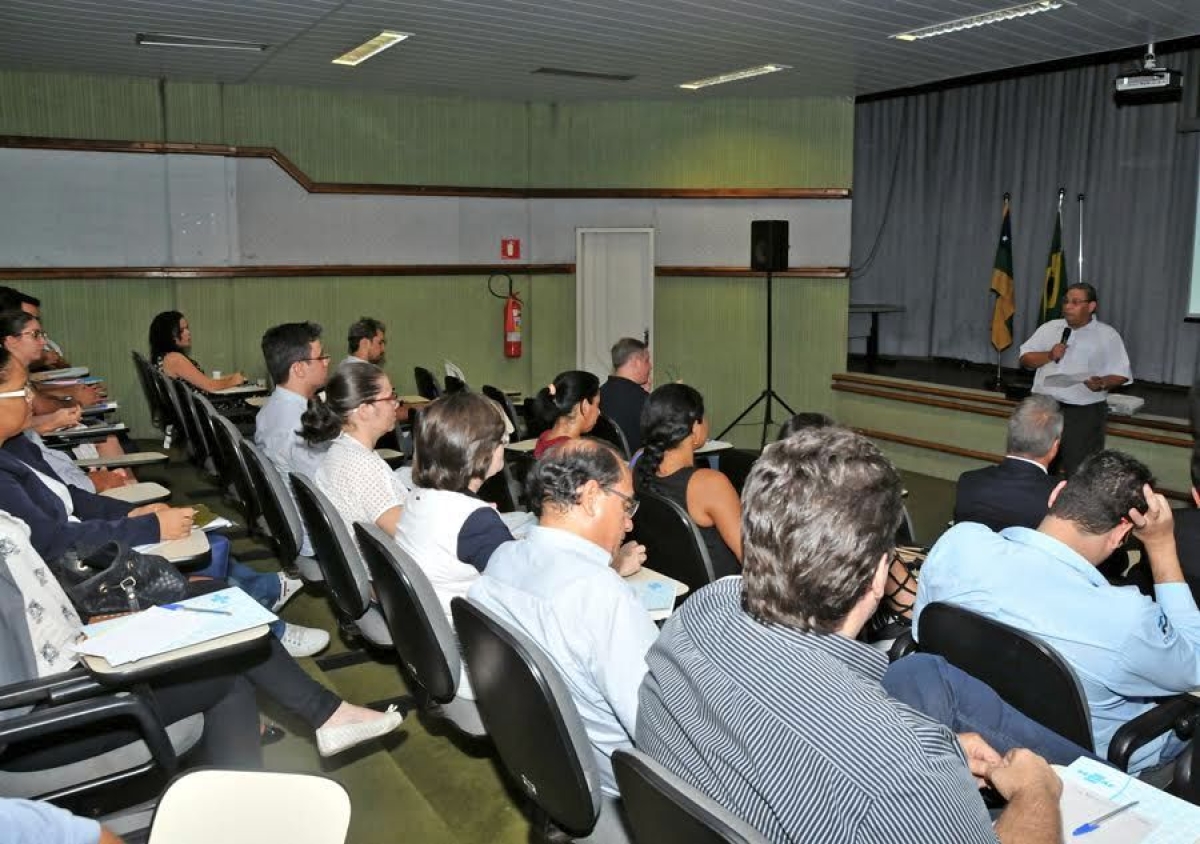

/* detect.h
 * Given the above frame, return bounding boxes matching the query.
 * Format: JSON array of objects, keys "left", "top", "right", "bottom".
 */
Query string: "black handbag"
[{"left": 51, "top": 540, "right": 188, "bottom": 616}]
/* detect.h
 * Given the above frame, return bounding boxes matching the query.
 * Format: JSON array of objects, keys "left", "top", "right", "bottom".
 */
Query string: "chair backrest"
[
  {"left": 590, "top": 414, "right": 630, "bottom": 459},
  {"left": 149, "top": 768, "right": 351, "bottom": 844},
  {"left": 451, "top": 597, "right": 601, "bottom": 837},
  {"left": 354, "top": 523, "right": 462, "bottom": 703},
  {"left": 475, "top": 464, "right": 519, "bottom": 513},
  {"left": 207, "top": 410, "right": 263, "bottom": 528},
  {"left": 896, "top": 504, "right": 917, "bottom": 546},
  {"left": 158, "top": 372, "right": 195, "bottom": 457},
  {"left": 612, "top": 749, "right": 769, "bottom": 844},
  {"left": 413, "top": 366, "right": 442, "bottom": 400},
  {"left": 171, "top": 379, "right": 212, "bottom": 466},
  {"left": 290, "top": 473, "right": 372, "bottom": 621},
  {"left": 444, "top": 374, "right": 466, "bottom": 394},
  {"left": 131, "top": 350, "right": 165, "bottom": 430},
  {"left": 481, "top": 385, "right": 522, "bottom": 438},
  {"left": 715, "top": 449, "right": 758, "bottom": 496},
  {"left": 240, "top": 441, "right": 302, "bottom": 563},
  {"left": 194, "top": 394, "right": 239, "bottom": 492},
  {"left": 629, "top": 489, "right": 715, "bottom": 593},
  {"left": 918, "top": 601, "right": 1094, "bottom": 750}
]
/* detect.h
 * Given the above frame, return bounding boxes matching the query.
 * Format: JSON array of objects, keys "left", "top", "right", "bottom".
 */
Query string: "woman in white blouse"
[{"left": 301, "top": 362, "right": 407, "bottom": 542}]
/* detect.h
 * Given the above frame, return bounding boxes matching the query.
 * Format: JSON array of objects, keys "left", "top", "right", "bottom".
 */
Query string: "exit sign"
[{"left": 501, "top": 238, "right": 521, "bottom": 260}]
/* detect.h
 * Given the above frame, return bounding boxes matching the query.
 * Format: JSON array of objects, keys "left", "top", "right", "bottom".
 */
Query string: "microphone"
[{"left": 1060, "top": 327, "right": 1071, "bottom": 345}]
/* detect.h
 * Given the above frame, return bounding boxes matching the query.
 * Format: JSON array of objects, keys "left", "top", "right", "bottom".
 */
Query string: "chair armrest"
[
  {"left": 888, "top": 630, "right": 917, "bottom": 662},
  {"left": 0, "top": 668, "right": 102, "bottom": 711},
  {"left": 0, "top": 692, "right": 180, "bottom": 802},
  {"left": 1108, "top": 695, "right": 1199, "bottom": 771}
]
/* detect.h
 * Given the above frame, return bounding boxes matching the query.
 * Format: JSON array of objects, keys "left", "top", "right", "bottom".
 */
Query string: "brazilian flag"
[
  {"left": 1041, "top": 206, "right": 1067, "bottom": 322},
  {"left": 989, "top": 197, "right": 1015, "bottom": 351}
]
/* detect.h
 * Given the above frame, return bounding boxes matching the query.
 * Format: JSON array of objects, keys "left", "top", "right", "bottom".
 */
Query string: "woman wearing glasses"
[
  {"left": 149, "top": 310, "right": 247, "bottom": 393},
  {"left": 636, "top": 383, "right": 741, "bottom": 577},
  {"left": 301, "top": 362, "right": 408, "bottom": 543}
]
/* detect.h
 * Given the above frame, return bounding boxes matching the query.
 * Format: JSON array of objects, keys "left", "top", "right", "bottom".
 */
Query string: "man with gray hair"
[
  {"left": 599, "top": 337, "right": 651, "bottom": 452},
  {"left": 953, "top": 395, "right": 1063, "bottom": 532}
]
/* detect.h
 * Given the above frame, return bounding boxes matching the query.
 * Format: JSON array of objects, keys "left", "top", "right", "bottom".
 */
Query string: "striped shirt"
[{"left": 636, "top": 577, "right": 998, "bottom": 844}]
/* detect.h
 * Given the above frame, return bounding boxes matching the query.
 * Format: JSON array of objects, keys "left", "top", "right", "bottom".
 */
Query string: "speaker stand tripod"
[{"left": 716, "top": 270, "right": 795, "bottom": 449}]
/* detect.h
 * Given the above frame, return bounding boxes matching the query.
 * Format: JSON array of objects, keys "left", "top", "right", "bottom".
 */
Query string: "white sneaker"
[
  {"left": 316, "top": 705, "right": 405, "bottom": 757},
  {"left": 280, "top": 623, "right": 330, "bottom": 658},
  {"left": 272, "top": 573, "right": 304, "bottom": 613}
]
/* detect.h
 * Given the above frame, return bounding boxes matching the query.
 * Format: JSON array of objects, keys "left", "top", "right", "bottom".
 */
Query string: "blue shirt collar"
[
  {"left": 527, "top": 524, "right": 612, "bottom": 569},
  {"left": 997, "top": 525, "right": 1108, "bottom": 586}
]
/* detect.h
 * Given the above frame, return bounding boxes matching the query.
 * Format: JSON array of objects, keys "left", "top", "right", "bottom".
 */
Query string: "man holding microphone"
[{"left": 1019, "top": 283, "right": 1131, "bottom": 476}]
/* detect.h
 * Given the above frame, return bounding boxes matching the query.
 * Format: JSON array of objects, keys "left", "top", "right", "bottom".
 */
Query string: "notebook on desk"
[{"left": 1055, "top": 757, "right": 1200, "bottom": 843}]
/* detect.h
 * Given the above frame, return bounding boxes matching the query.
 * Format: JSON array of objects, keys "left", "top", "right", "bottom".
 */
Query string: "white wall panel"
[{"left": 0, "top": 149, "right": 851, "bottom": 268}]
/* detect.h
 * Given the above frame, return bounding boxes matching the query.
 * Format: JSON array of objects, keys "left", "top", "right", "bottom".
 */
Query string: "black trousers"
[
  {"left": 5, "top": 639, "right": 340, "bottom": 771},
  {"left": 1055, "top": 401, "right": 1108, "bottom": 477}
]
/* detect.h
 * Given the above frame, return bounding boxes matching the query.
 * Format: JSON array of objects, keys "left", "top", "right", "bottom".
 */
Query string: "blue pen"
[
  {"left": 161, "top": 603, "right": 232, "bottom": 616},
  {"left": 1072, "top": 801, "right": 1139, "bottom": 836}
]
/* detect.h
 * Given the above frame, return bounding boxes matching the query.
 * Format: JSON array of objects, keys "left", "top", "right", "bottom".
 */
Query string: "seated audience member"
[
  {"left": 302, "top": 361, "right": 408, "bottom": 544},
  {"left": 777, "top": 410, "right": 835, "bottom": 440},
  {"left": 636, "top": 383, "right": 741, "bottom": 576},
  {"left": 0, "top": 310, "right": 98, "bottom": 431},
  {"left": 11, "top": 290, "right": 70, "bottom": 371},
  {"left": 917, "top": 450, "right": 1198, "bottom": 773},
  {"left": 255, "top": 321, "right": 332, "bottom": 557},
  {"left": 0, "top": 350, "right": 322, "bottom": 657},
  {"left": 1, "top": 797, "right": 123, "bottom": 844},
  {"left": 149, "top": 310, "right": 246, "bottom": 392},
  {"left": 638, "top": 428, "right": 1068, "bottom": 844},
  {"left": 954, "top": 395, "right": 1062, "bottom": 531},
  {"left": 531, "top": 370, "right": 601, "bottom": 458},
  {"left": 1156, "top": 454, "right": 1200, "bottom": 606},
  {"left": 345, "top": 316, "right": 387, "bottom": 366},
  {"left": 0, "top": 510, "right": 404, "bottom": 764},
  {"left": 397, "top": 392, "right": 512, "bottom": 612},
  {"left": 469, "top": 439, "right": 656, "bottom": 794},
  {"left": 598, "top": 337, "right": 651, "bottom": 453}
]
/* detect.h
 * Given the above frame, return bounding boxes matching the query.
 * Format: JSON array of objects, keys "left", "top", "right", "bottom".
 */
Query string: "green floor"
[{"left": 152, "top": 442, "right": 959, "bottom": 844}]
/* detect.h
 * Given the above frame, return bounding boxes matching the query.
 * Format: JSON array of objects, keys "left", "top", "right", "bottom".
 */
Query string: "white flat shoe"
[{"left": 315, "top": 705, "right": 404, "bottom": 757}]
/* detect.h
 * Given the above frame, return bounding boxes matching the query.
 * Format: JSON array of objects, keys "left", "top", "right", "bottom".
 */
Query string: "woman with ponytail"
[
  {"left": 303, "top": 362, "right": 408, "bottom": 544},
  {"left": 531, "top": 370, "right": 601, "bottom": 459},
  {"left": 636, "top": 383, "right": 741, "bottom": 577}
]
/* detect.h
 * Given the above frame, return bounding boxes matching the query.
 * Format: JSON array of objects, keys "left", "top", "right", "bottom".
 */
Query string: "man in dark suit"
[
  {"left": 598, "top": 337, "right": 651, "bottom": 453},
  {"left": 953, "top": 395, "right": 1062, "bottom": 532}
]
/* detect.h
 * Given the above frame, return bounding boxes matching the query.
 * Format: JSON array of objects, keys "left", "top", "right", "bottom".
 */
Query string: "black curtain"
[{"left": 851, "top": 46, "right": 1200, "bottom": 385}]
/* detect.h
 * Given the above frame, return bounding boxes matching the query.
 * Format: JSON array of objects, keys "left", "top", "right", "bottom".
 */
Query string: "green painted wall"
[{"left": 0, "top": 70, "right": 854, "bottom": 439}]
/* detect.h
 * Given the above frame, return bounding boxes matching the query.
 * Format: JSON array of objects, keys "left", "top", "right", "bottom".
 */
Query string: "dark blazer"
[
  {"left": 0, "top": 435, "right": 159, "bottom": 563},
  {"left": 953, "top": 457, "right": 1058, "bottom": 532},
  {"left": 1172, "top": 508, "right": 1200, "bottom": 606},
  {"left": 599, "top": 375, "right": 648, "bottom": 454}
]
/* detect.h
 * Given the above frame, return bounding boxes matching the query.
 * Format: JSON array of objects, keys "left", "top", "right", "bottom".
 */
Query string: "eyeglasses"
[
  {"left": 0, "top": 385, "right": 34, "bottom": 401},
  {"left": 19, "top": 330, "right": 46, "bottom": 340},
  {"left": 302, "top": 354, "right": 331, "bottom": 363},
  {"left": 603, "top": 486, "right": 640, "bottom": 517},
  {"left": 363, "top": 392, "right": 400, "bottom": 406},
  {"left": 1062, "top": 297, "right": 1091, "bottom": 306}
]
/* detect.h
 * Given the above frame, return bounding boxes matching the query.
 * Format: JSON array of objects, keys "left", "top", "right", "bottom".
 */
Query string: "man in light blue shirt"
[
  {"left": 1, "top": 796, "right": 116, "bottom": 843},
  {"left": 469, "top": 438, "right": 657, "bottom": 796},
  {"left": 255, "top": 321, "right": 331, "bottom": 557},
  {"left": 916, "top": 450, "right": 1200, "bottom": 772}
]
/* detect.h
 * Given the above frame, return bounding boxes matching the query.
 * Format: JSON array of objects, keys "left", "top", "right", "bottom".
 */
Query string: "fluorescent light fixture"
[
  {"left": 892, "top": 0, "right": 1068, "bottom": 41},
  {"left": 136, "top": 33, "right": 270, "bottom": 51},
  {"left": 679, "top": 63, "right": 790, "bottom": 90},
  {"left": 332, "top": 31, "right": 412, "bottom": 66}
]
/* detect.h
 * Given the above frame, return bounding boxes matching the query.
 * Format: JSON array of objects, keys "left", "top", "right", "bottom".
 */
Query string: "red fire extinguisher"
[
  {"left": 490, "top": 273, "right": 523, "bottom": 358},
  {"left": 504, "top": 293, "right": 523, "bottom": 358}
]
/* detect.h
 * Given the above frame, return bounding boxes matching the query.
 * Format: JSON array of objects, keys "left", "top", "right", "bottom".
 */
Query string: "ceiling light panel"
[
  {"left": 678, "top": 63, "right": 790, "bottom": 90},
  {"left": 892, "top": 1, "right": 1070, "bottom": 42},
  {"left": 136, "top": 33, "right": 270, "bottom": 51},
  {"left": 332, "top": 31, "right": 412, "bottom": 66}
]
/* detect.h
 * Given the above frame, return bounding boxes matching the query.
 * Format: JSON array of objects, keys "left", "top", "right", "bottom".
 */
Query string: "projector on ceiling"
[{"left": 1114, "top": 46, "right": 1183, "bottom": 105}]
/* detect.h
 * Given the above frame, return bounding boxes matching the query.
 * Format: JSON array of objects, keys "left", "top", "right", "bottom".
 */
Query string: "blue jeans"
[
  {"left": 189, "top": 533, "right": 285, "bottom": 636},
  {"left": 883, "top": 653, "right": 1102, "bottom": 766}
]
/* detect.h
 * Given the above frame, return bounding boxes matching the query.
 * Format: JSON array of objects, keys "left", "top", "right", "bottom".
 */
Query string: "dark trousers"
[
  {"left": 1056, "top": 401, "right": 1108, "bottom": 477},
  {"left": 5, "top": 639, "right": 340, "bottom": 771}
]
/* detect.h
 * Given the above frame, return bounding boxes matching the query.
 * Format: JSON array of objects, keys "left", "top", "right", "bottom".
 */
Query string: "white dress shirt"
[{"left": 1019, "top": 317, "right": 1131, "bottom": 406}]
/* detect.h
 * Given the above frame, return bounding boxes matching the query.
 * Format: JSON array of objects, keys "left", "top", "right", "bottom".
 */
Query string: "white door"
[{"left": 576, "top": 227, "right": 654, "bottom": 378}]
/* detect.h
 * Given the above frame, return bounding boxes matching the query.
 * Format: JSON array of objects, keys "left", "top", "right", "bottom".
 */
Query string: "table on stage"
[{"left": 849, "top": 303, "right": 905, "bottom": 372}]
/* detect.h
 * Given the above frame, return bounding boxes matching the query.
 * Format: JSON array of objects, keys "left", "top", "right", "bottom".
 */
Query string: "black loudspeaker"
[{"left": 750, "top": 220, "right": 789, "bottom": 272}]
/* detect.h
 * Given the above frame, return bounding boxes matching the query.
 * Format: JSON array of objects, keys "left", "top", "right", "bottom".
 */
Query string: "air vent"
[{"left": 532, "top": 67, "right": 635, "bottom": 82}]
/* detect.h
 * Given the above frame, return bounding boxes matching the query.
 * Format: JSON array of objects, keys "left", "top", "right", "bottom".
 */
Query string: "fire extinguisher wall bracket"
[{"left": 488, "top": 272, "right": 523, "bottom": 359}]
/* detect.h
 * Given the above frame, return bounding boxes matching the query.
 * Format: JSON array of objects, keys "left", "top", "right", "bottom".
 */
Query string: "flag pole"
[
  {"left": 1077, "top": 193, "right": 1085, "bottom": 283},
  {"left": 995, "top": 191, "right": 1011, "bottom": 389}
]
